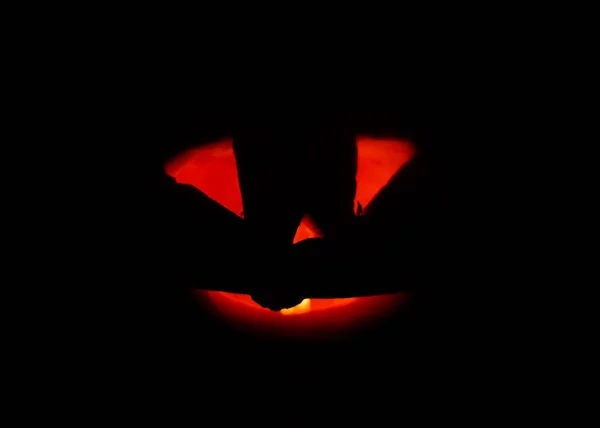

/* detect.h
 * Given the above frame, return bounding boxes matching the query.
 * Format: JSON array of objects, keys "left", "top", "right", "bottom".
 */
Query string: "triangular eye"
[
  {"left": 165, "top": 136, "right": 415, "bottom": 243},
  {"left": 354, "top": 136, "right": 416, "bottom": 211},
  {"left": 164, "top": 139, "right": 243, "bottom": 217}
]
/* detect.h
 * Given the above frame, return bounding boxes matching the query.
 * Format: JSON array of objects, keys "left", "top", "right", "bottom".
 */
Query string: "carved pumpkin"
[{"left": 165, "top": 136, "right": 415, "bottom": 336}]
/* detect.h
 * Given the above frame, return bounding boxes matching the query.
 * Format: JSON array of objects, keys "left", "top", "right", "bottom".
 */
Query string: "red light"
[{"left": 165, "top": 136, "right": 415, "bottom": 335}]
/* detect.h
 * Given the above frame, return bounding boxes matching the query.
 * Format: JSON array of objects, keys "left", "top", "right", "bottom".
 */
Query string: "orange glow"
[
  {"left": 281, "top": 298, "right": 311, "bottom": 315},
  {"left": 355, "top": 137, "right": 416, "bottom": 208},
  {"left": 165, "top": 135, "right": 415, "bottom": 334},
  {"left": 198, "top": 291, "right": 407, "bottom": 337},
  {"left": 292, "top": 214, "right": 323, "bottom": 244}
]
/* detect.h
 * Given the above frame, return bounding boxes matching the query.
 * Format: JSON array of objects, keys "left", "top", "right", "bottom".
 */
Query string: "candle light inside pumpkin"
[{"left": 165, "top": 135, "right": 415, "bottom": 334}]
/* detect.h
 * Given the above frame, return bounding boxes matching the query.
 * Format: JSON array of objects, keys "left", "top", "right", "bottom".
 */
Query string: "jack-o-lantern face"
[{"left": 165, "top": 136, "right": 415, "bottom": 337}]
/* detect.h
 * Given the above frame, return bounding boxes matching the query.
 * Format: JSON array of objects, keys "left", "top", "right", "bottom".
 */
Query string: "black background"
[{"left": 77, "top": 84, "right": 478, "bottom": 422}]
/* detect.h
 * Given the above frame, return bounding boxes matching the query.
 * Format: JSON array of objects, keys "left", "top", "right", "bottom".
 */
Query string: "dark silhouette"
[
  {"left": 147, "top": 113, "right": 441, "bottom": 308},
  {"left": 232, "top": 118, "right": 359, "bottom": 310},
  {"left": 233, "top": 119, "right": 358, "bottom": 246}
]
